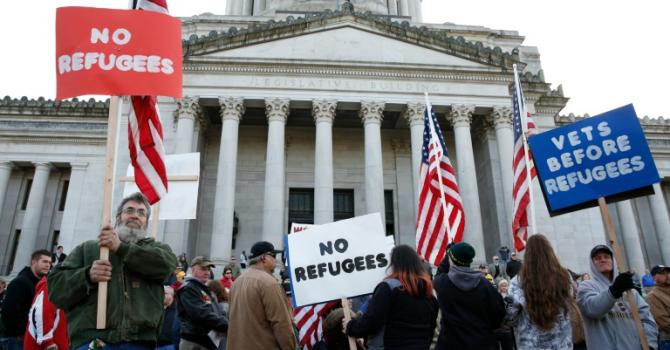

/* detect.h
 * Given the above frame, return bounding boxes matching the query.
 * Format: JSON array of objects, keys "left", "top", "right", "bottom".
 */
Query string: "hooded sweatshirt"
[
  {"left": 433, "top": 264, "right": 505, "bottom": 350},
  {"left": 576, "top": 246, "right": 657, "bottom": 349}
]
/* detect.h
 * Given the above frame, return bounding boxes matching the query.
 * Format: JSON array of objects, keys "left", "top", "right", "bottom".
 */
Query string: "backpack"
[{"left": 366, "top": 278, "right": 402, "bottom": 350}]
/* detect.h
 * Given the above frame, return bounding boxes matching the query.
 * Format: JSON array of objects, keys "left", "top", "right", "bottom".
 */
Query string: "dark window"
[
  {"left": 51, "top": 230, "right": 60, "bottom": 253},
  {"left": 7, "top": 230, "right": 21, "bottom": 274},
  {"left": 288, "top": 188, "right": 314, "bottom": 231},
  {"left": 21, "top": 179, "right": 33, "bottom": 210},
  {"left": 334, "top": 189, "right": 355, "bottom": 221},
  {"left": 58, "top": 180, "right": 69, "bottom": 211},
  {"left": 385, "top": 190, "right": 395, "bottom": 236}
]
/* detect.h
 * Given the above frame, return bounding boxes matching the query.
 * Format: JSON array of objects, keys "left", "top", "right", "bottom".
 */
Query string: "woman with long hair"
[
  {"left": 505, "top": 234, "right": 573, "bottom": 349},
  {"left": 343, "top": 244, "right": 438, "bottom": 350}
]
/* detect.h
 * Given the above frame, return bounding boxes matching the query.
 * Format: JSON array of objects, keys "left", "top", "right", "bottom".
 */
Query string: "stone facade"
[{"left": 0, "top": 1, "right": 669, "bottom": 275}]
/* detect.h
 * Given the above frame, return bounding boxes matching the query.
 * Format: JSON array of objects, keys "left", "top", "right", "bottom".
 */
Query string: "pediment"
[
  {"left": 198, "top": 26, "right": 496, "bottom": 70},
  {"left": 183, "top": 12, "right": 520, "bottom": 71}
]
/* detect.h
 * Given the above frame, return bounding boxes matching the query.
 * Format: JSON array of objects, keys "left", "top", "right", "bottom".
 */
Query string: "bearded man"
[{"left": 48, "top": 192, "right": 177, "bottom": 350}]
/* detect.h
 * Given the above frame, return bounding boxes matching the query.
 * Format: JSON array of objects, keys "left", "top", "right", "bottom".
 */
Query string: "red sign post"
[
  {"left": 56, "top": 7, "right": 182, "bottom": 99},
  {"left": 55, "top": 6, "right": 182, "bottom": 328}
]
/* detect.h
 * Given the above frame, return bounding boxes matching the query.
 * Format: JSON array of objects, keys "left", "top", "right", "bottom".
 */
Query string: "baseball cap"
[
  {"left": 249, "top": 241, "right": 283, "bottom": 259},
  {"left": 190, "top": 256, "right": 215, "bottom": 268},
  {"left": 590, "top": 245, "right": 613, "bottom": 259},
  {"left": 651, "top": 265, "right": 670, "bottom": 276}
]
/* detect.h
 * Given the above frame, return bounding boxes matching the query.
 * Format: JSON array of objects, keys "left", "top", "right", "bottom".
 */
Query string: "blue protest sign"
[{"left": 529, "top": 104, "right": 659, "bottom": 214}]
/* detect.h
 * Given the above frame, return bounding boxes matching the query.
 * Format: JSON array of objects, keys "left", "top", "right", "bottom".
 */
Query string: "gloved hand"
[{"left": 609, "top": 271, "right": 636, "bottom": 298}]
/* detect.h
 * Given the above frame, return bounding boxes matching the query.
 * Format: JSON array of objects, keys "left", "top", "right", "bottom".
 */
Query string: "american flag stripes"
[
  {"left": 129, "top": 0, "right": 169, "bottom": 204},
  {"left": 293, "top": 301, "right": 339, "bottom": 349},
  {"left": 415, "top": 99, "right": 465, "bottom": 265},
  {"left": 511, "top": 69, "right": 538, "bottom": 252}
]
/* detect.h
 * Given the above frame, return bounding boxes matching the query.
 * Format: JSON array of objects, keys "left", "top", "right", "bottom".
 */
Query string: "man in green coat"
[{"left": 48, "top": 192, "right": 177, "bottom": 350}]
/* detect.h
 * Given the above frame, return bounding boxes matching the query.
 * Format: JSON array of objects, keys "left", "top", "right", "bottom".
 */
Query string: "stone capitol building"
[{"left": 1, "top": 0, "right": 668, "bottom": 275}]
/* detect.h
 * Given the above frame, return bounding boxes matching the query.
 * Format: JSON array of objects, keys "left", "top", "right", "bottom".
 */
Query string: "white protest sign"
[
  {"left": 287, "top": 213, "right": 394, "bottom": 307},
  {"left": 289, "top": 222, "right": 314, "bottom": 234},
  {"left": 123, "top": 152, "right": 200, "bottom": 220}
]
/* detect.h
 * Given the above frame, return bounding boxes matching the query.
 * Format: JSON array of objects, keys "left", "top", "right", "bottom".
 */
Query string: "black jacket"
[
  {"left": 177, "top": 277, "right": 228, "bottom": 349},
  {"left": 506, "top": 259, "right": 522, "bottom": 279},
  {"left": 346, "top": 279, "right": 438, "bottom": 350},
  {"left": 433, "top": 260, "right": 505, "bottom": 350},
  {"left": 1, "top": 267, "right": 40, "bottom": 337}
]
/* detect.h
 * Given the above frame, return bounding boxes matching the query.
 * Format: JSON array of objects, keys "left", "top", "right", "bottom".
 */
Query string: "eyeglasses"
[
  {"left": 122, "top": 207, "right": 147, "bottom": 217},
  {"left": 265, "top": 252, "right": 277, "bottom": 259}
]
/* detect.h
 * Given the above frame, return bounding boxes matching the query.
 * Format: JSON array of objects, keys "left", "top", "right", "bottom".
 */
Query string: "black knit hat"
[{"left": 448, "top": 242, "right": 475, "bottom": 267}]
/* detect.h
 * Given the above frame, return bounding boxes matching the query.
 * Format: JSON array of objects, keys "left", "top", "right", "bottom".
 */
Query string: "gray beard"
[{"left": 116, "top": 224, "right": 148, "bottom": 244}]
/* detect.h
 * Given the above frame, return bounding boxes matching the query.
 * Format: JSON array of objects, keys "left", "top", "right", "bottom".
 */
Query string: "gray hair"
[
  {"left": 249, "top": 256, "right": 263, "bottom": 265},
  {"left": 115, "top": 192, "right": 151, "bottom": 228}
]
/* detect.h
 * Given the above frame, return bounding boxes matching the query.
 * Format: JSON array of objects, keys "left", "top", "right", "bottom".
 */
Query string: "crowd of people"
[{"left": 0, "top": 192, "right": 668, "bottom": 350}]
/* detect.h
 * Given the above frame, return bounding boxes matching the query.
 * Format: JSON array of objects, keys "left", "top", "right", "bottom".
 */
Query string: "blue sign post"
[
  {"left": 529, "top": 104, "right": 660, "bottom": 215},
  {"left": 529, "top": 104, "right": 658, "bottom": 349}
]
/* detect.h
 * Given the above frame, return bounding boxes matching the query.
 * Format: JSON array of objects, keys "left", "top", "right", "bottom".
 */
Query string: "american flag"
[
  {"left": 128, "top": 0, "right": 169, "bottom": 204},
  {"left": 415, "top": 99, "right": 465, "bottom": 265},
  {"left": 511, "top": 71, "right": 538, "bottom": 252},
  {"left": 293, "top": 301, "right": 339, "bottom": 349}
]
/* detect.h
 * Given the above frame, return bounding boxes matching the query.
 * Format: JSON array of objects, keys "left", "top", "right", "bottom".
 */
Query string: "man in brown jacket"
[
  {"left": 647, "top": 264, "right": 670, "bottom": 348},
  {"left": 226, "top": 241, "right": 297, "bottom": 350}
]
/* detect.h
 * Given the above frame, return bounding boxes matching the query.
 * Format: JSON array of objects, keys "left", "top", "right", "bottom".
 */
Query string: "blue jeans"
[
  {"left": 155, "top": 345, "right": 175, "bottom": 350},
  {"left": 74, "top": 341, "right": 154, "bottom": 350},
  {"left": 659, "top": 339, "right": 670, "bottom": 350},
  {"left": 0, "top": 337, "right": 22, "bottom": 350}
]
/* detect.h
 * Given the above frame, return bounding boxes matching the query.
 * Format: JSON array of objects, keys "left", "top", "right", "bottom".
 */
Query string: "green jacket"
[{"left": 47, "top": 238, "right": 177, "bottom": 348}]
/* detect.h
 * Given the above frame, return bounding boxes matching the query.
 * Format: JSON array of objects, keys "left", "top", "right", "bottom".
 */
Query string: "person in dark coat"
[
  {"left": 344, "top": 245, "right": 438, "bottom": 350},
  {"left": 0, "top": 249, "right": 52, "bottom": 350},
  {"left": 506, "top": 251, "right": 523, "bottom": 279},
  {"left": 433, "top": 242, "right": 506, "bottom": 350}
]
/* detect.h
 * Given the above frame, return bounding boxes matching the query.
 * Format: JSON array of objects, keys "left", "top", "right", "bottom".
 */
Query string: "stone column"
[
  {"left": 403, "top": 102, "right": 425, "bottom": 210},
  {"left": 387, "top": 0, "right": 398, "bottom": 15},
  {"left": 360, "top": 101, "right": 386, "bottom": 225},
  {"left": 398, "top": 0, "right": 410, "bottom": 16},
  {"left": 261, "top": 98, "right": 289, "bottom": 247},
  {"left": 253, "top": 0, "right": 266, "bottom": 15},
  {"left": 313, "top": 99, "right": 337, "bottom": 224},
  {"left": 174, "top": 96, "right": 200, "bottom": 154},
  {"left": 163, "top": 97, "right": 200, "bottom": 252},
  {"left": 210, "top": 97, "right": 244, "bottom": 262},
  {"left": 11, "top": 162, "right": 52, "bottom": 275},
  {"left": 649, "top": 183, "right": 670, "bottom": 265},
  {"left": 242, "top": 0, "right": 253, "bottom": 15},
  {"left": 491, "top": 106, "right": 515, "bottom": 237},
  {"left": 450, "top": 105, "right": 486, "bottom": 260},
  {"left": 615, "top": 200, "right": 647, "bottom": 274},
  {"left": 58, "top": 162, "right": 88, "bottom": 253},
  {"left": 0, "top": 162, "right": 14, "bottom": 216}
]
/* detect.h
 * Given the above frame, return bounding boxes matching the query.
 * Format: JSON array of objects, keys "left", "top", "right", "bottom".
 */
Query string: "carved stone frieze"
[
  {"left": 218, "top": 97, "right": 245, "bottom": 121},
  {"left": 312, "top": 99, "right": 337, "bottom": 123},
  {"left": 403, "top": 102, "right": 425, "bottom": 127},
  {"left": 359, "top": 101, "right": 385, "bottom": 124},
  {"left": 265, "top": 98, "right": 290, "bottom": 123},
  {"left": 449, "top": 104, "right": 475, "bottom": 128}
]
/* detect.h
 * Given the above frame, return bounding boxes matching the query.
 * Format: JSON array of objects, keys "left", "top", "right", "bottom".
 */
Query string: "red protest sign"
[{"left": 56, "top": 7, "right": 182, "bottom": 100}]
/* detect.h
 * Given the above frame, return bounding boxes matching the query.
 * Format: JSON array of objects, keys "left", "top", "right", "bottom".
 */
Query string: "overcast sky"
[{"left": 0, "top": 0, "right": 667, "bottom": 117}]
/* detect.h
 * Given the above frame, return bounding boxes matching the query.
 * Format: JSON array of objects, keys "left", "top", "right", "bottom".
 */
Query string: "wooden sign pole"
[
  {"left": 97, "top": 96, "right": 121, "bottom": 329},
  {"left": 597, "top": 197, "right": 649, "bottom": 350},
  {"left": 341, "top": 297, "right": 357, "bottom": 350}
]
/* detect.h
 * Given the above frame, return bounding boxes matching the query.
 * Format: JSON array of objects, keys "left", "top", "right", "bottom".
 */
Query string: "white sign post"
[{"left": 286, "top": 213, "right": 394, "bottom": 308}]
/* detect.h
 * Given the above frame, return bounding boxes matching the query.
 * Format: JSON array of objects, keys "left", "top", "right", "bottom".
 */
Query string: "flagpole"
[
  {"left": 513, "top": 64, "right": 537, "bottom": 237},
  {"left": 424, "top": 93, "right": 454, "bottom": 242}
]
